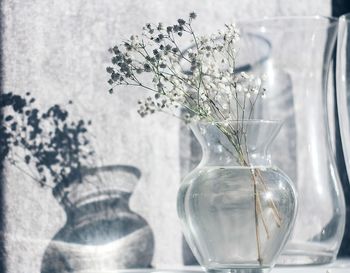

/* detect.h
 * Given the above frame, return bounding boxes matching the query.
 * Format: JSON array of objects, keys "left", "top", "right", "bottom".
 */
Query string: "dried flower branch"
[{"left": 106, "top": 12, "right": 266, "bottom": 127}]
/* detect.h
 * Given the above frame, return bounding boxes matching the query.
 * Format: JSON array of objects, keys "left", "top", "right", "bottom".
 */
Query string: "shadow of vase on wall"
[{"left": 41, "top": 165, "right": 154, "bottom": 273}]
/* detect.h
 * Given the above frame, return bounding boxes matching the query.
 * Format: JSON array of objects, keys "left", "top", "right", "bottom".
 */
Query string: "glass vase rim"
[
  {"left": 340, "top": 13, "right": 350, "bottom": 21},
  {"left": 236, "top": 15, "right": 338, "bottom": 30}
]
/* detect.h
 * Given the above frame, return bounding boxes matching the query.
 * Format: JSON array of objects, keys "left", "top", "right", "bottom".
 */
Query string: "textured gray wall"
[{"left": 2, "top": 1, "right": 331, "bottom": 272}]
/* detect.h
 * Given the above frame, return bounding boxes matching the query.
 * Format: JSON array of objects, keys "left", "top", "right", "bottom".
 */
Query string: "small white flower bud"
[
  {"left": 241, "top": 72, "right": 249, "bottom": 79},
  {"left": 261, "top": 74, "right": 268, "bottom": 81}
]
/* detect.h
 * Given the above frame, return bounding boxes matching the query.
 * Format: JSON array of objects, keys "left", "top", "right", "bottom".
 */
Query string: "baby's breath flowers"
[
  {"left": 106, "top": 10, "right": 268, "bottom": 172},
  {"left": 106, "top": 12, "right": 268, "bottom": 175},
  {"left": 106, "top": 12, "right": 266, "bottom": 125},
  {"left": 106, "top": 12, "right": 269, "bottom": 170}
]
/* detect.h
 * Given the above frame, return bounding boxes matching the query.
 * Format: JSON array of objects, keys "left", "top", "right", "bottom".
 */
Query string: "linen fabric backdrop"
[{"left": 0, "top": 1, "right": 348, "bottom": 273}]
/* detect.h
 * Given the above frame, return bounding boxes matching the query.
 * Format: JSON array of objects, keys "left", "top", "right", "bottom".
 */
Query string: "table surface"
[{"left": 79, "top": 259, "right": 350, "bottom": 273}]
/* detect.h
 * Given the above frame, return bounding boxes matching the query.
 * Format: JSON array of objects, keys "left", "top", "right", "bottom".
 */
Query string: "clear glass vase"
[
  {"left": 177, "top": 120, "right": 297, "bottom": 273},
  {"left": 234, "top": 17, "right": 346, "bottom": 265}
]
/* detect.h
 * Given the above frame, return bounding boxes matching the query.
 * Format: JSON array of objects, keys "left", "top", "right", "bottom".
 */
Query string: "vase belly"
[{"left": 178, "top": 165, "right": 297, "bottom": 273}]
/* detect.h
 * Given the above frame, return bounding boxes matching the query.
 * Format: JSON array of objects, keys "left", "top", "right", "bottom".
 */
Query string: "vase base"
[{"left": 206, "top": 267, "right": 271, "bottom": 273}]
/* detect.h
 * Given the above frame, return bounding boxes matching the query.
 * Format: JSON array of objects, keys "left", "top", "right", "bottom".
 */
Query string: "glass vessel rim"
[
  {"left": 340, "top": 13, "right": 350, "bottom": 21},
  {"left": 236, "top": 15, "right": 338, "bottom": 30}
]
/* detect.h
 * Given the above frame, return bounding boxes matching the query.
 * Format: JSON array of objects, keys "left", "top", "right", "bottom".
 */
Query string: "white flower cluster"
[{"left": 107, "top": 13, "right": 266, "bottom": 123}]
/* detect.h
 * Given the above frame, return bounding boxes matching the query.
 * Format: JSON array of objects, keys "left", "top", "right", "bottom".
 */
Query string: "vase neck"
[{"left": 191, "top": 120, "right": 282, "bottom": 167}]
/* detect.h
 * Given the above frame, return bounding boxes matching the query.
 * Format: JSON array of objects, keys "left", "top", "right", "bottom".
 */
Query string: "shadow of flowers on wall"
[{"left": 0, "top": 92, "right": 94, "bottom": 189}]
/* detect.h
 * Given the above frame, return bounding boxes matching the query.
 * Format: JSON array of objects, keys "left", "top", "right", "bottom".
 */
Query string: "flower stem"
[{"left": 252, "top": 168, "right": 263, "bottom": 265}]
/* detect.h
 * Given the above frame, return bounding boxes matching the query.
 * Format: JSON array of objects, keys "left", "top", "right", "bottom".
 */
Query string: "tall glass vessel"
[
  {"left": 337, "top": 14, "right": 350, "bottom": 188},
  {"left": 234, "top": 16, "right": 345, "bottom": 265}
]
